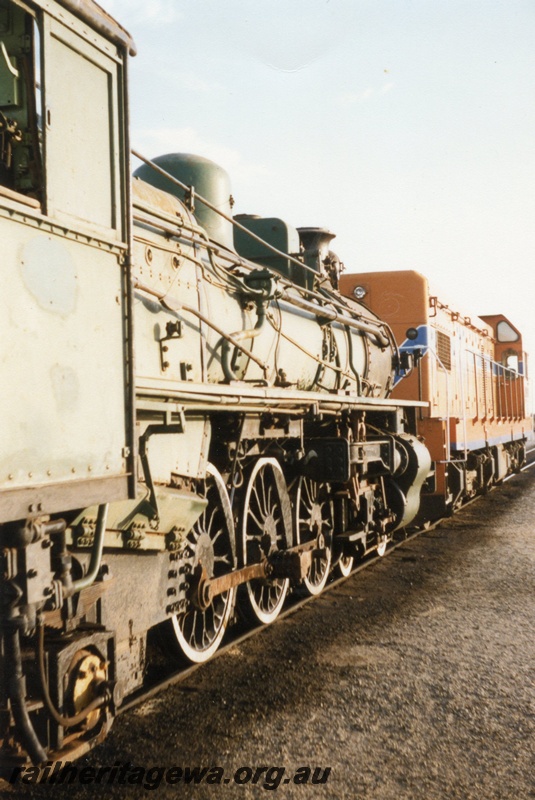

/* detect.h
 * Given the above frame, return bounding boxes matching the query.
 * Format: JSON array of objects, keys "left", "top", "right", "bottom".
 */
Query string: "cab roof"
[{"left": 59, "top": 0, "right": 136, "bottom": 55}]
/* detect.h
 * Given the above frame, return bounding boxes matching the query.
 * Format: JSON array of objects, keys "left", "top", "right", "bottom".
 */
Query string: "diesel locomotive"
[
  {"left": 0, "top": 0, "right": 528, "bottom": 769},
  {"left": 340, "top": 271, "right": 529, "bottom": 522}
]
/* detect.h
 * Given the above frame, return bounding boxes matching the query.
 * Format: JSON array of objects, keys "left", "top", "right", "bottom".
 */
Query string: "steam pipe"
[
  {"left": 280, "top": 291, "right": 390, "bottom": 348},
  {"left": 222, "top": 302, "right": 267, "bottom": 382},
  {"left": 5, "top": 627, "right": 47, "bottom": 765},
  {"left": 69, "top": 504, "right": 108, "bottom": 595},
  {"left": 133, "top": 279, "right": 269, "bottom": 374},
  {"left": 344, "top": 325, "right": 363, "bottom": 396}
]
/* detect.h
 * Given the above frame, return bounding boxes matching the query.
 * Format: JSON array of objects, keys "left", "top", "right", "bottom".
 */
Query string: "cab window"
[
  {"left": 1, "top": 0, "right": 125, "bottom": 238},
  {"left": 0, "top": 0, "right": 42, "bottom": 202}
]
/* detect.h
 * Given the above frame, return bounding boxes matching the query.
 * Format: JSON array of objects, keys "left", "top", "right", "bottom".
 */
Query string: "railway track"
[{"left": 118, "top": 448, "right": 535, "bottom": 717}]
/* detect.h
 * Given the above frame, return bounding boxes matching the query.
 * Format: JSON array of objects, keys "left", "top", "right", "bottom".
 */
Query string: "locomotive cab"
[
  {"left": 0, "top": 0, "right": 136, "bottom": 524},
  {"left": 0, "top": 0, "right": 136, "bottom": 769}
]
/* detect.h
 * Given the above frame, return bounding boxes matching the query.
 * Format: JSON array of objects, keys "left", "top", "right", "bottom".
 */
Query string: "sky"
[{"left": 106, "top": 0, "right": 535, "bottom": 405}]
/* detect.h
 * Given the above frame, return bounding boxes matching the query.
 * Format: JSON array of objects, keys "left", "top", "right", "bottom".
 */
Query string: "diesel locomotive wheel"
[
  {"left": 240, "top": 458, "right": 292, "bottom": 625},
  {"left": 163, "top": 464, "right": 236, "bottom": 663},
  {"left": 295, "top": 477, "right": 333, "bottom": 595}
]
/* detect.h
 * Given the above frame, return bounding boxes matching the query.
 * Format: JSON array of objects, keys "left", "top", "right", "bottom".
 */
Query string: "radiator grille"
[{"left": 436, "top": 331, "right": 452, "bottom": 370}]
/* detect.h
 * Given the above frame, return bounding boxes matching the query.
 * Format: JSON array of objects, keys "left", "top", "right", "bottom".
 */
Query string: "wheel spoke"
[
  {"left": 252, "top": 480, "right": 267, "bottom": 518},
  {"left": 260, "top": 474, "right": 269, "bottom": 515},
  {"left": 204, "top": 505, "right": 218, "bottom": 535},
  {"left": 304, "top": 478, "right": 315, "bottom": 506},
  {"left": 247, "top": 508, "right": 265, "bottom": 532},
  {"left": 210, "top": 526, "right": 225, "bottom": 545}
]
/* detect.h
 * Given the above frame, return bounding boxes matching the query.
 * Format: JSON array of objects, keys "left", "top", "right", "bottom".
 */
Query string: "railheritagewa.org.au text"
[{"left": 8, "top": 762, "right": 332, "bottom": 790}]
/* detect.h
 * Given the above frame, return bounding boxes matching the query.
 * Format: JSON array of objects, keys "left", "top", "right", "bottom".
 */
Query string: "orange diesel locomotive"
[{"left": 340, "top": 270, "right": 529, "bottom": 521}]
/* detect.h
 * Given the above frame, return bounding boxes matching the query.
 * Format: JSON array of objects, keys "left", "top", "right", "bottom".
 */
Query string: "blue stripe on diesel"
[{"left": 394, "top": 324, "right": 429, "bottom": 385}]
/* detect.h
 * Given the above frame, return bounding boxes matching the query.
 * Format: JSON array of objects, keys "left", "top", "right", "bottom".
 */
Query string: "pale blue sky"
[{"left": 107, "top": 0, "right": 535, "bottom": 396}]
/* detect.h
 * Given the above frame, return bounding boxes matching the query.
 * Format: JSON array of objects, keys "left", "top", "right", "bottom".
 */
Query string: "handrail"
[
  {"left": 426, "top": 346, "right": 453, "bottom": 463},
  {"left": 131, "top": 149, "right": 394, "bottom": 350},
  {"left": 467, "top": 348, "right": 523, "bottom": 420},
  {"left": 132, "top": 148, "right": 320, "bottom": 281}
]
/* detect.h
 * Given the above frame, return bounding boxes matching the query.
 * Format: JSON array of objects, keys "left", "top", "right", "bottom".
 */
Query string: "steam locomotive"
[{"left": 0, "top": 0, "right": 528, "bottom": 769}]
